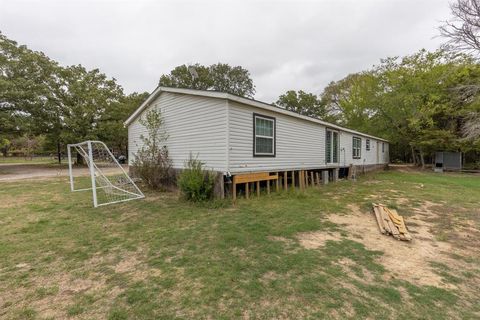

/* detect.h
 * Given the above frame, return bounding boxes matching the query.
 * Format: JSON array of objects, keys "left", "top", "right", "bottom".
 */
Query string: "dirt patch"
[
  {"left": 297, "top": 204, "right": 462, "bottom": 288},
  {"left": 1, "top": 249, "right": 165, "bottom": 319},
  {"left": 9, "top": 269, "right": 117, "bottom": 320},
  {"left": 0, "top": 163, "right": 125, "bottom": 181},
  {"left": 113, "top": 250, "right": 162, "bottom": 281},
  {"left": 268, "top": 236, "right": 294, "bottom": 245},
  {"left": 297, "top": 231, "right": 344, "bottom": 249}
]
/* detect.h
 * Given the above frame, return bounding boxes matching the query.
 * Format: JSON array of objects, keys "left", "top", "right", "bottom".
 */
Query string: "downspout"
[{"left": 226, "top": 100, "right": 230, "bottom": 174}]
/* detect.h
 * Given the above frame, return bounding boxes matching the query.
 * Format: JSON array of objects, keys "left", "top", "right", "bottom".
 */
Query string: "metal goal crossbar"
[{"left": 67, "top": 140, "right": 144, "bottom": 207}]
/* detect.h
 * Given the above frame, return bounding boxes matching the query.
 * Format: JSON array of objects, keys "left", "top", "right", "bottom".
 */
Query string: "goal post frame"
[
  {"left": 87, "top": 140, "right": 98, "bottom": 207},
  {"left": 67, "top": 140, "right": 145, "bottom": 208}
]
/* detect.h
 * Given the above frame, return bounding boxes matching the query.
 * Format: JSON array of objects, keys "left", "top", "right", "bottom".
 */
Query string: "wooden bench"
[{"left": 232, "top": 172, "right": 279, "bottom": 200}]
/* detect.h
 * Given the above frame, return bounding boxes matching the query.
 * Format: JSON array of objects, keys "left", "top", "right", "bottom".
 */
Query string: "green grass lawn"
[{"left": 0, "top": 170, "right": 479, "bottom": 319}]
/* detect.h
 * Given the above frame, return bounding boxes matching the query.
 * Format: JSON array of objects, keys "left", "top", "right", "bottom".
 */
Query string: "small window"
[
  {"left": 382, "top": 142, "right": 385, "bottom": 153},
  {"left": 253, "top": 114, "right": 275, "bottom": 157},
  {"left": 352, "top": 137, "right": 361, "bottom": 159},
  {"left": 366, "top": 139, "right": 370, "bottom": 151}
]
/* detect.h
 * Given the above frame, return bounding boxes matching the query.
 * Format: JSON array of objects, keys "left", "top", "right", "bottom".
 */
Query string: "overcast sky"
[{"left": 1, "top": 0, "right": 452, "bottom": 102}]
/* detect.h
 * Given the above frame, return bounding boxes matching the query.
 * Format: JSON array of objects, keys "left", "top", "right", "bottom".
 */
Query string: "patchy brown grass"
[{"left": 296, "top": 203, "right": 477, "bottom": 289}]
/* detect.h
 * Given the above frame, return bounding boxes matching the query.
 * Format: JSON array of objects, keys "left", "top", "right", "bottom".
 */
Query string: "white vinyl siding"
[
  {"left": 128, "top": 91, "right": 389, "bottom": 174},
  {"left": 128, "top": 92, "right": 228, "bottom": 172},
  {"left": 228, "top": 102, "right": 326, "bottom": 173}
]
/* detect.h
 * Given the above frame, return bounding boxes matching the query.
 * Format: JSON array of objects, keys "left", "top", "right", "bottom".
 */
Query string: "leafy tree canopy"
[
  {"left": 0, "top": 31, "right": 148, "bottom": 161},
  {"left": 320, "top": 49, "right": 480, "bottom": 164},
  {"left": 159, "top": 63, "right": 255, "bottom": 98},
  {"left": 275, "top": 90, "right": 335, "bottom": 121}
]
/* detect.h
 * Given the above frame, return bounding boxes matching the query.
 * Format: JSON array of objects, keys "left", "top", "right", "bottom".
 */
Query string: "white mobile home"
[{"left": 125, "top": 87, "right": 389, "bottom": 197}]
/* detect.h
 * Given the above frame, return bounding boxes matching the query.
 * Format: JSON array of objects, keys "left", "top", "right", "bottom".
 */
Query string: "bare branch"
[
  {"left": 440, "top": 0, "right": 480, "bottom": 54},
  {"left": 462, "top": 112, "right": 480, "bottom": 140}
]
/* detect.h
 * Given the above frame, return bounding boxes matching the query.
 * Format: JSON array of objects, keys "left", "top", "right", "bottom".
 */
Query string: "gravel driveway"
[{"left": 0, "top": 163, "right": 125, "bottom": 181}]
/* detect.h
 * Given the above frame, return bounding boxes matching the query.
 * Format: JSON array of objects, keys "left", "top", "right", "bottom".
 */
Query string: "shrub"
[
  {"left": 178, "top": 154, "right": 215, "bottom": 201},
  {"left": 131, "top": 108, "right": 173, "bottom": 190}
]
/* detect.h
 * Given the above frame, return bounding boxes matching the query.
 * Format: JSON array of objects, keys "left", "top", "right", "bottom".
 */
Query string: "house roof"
[{"left": 124, "top": 86, "right": 389, "bottom": 142}]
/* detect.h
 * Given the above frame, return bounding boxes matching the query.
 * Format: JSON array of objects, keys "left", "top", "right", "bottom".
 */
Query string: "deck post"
[
  {"left": 311, "top": 171, "right": 314, "bottom": 187},
  {"left": 300, "top": 171, "right": 304, "bottom": 190},
  {"left": 291, "top": 171, "right": 295, "bottom": 190},
  {"left": 275, "top": 173, "right": 279, "bottom": 192},
  {"left": 232, "top": 177, "right": 237, "bottom": 201},
  {"left": 305, "top": 170, "right": 309, "bottom": 188},
  {"left": 246, "top": 183, "right": 249, "bottom": 199},
  {"left": 284, "top": 171, "right": 288, "bottom": 190},
  {"left": 267, "top": 180, "right": 270, "bottom": 194},
  {"left": 256, "top": 181, "right": 260, "bottom": 197},
  {"left": 333, "top": 168, "right": 339, "bottom": 182},
  {"left": 301, "top": 171, "right": 304, "bottom": 189},
  {"left": 322, "top": 170, "right": 329, "bottom": 185},
  {"left": 214, "top": 172, "right": 225, "bottom": 199},
  {"left": 315, "top": 172, "right": 320, "bottom": 186}
]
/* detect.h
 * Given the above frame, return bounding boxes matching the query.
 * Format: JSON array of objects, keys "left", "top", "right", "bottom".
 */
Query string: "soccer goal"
[{"left": 67, "top": 140, "right": 144, "bottom": 207}]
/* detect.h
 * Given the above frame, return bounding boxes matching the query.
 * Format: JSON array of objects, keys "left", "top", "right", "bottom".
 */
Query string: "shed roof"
[{"left": 125, "top": 86, "right": 389, "bottom": 142}]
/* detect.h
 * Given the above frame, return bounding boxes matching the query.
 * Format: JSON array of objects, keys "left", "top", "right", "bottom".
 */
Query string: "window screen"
[
  {"left": 254, "top": 114, "right": 275, "bottom": 156},
  {"left": 353, "top": 137, "right": 361, "bottom": 159}
]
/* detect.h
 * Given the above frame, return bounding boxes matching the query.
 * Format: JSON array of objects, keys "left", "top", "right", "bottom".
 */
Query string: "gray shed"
[{"left": 434, "top": 152, "right": 462, "bottom": 171}]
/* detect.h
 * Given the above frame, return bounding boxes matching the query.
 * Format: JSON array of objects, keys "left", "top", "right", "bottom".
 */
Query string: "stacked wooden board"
[{"left": 372, "top": 204, "right": 412, "bottom": 241}]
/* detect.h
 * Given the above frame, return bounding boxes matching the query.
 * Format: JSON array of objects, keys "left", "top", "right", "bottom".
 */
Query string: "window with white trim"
[
  {"left": 366, "top": 139, "right": 370, "bottom": 151},
  {"left": 382, "top": 142, "right": 385, "bottom": 153},
  {"left": 352, "top": 137, "right": 362, "bottom": 159},
  {"left": 253, "top": 114, "right": 275, "bottom": 156}
]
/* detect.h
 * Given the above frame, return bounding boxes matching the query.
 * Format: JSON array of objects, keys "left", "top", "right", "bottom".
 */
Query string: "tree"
[
  {"left": 97, "top": 91, "right": 149, "bottom": 156},
  {"left": 0, "top": 137, "right": 11, "bottom": 157},
  {"left": 275, "top": 90, "right": 332, "bottom": 119},
  {"left": 439, "top": 1, "right": 480, "bottom": 144},
  {"left": 321, "top": 72, "right": 379, "bottom": 130},
  {"left": 0, "top": 31, "right": 63, "bottom": 141},
  {"left": 209, "top": 63, "right": 255, "bottom": 97},
  {"left": 159, "top": 63, "right": 256, "bottom": 98},
  {"left": 462, "top": 112, "right": 480, "bottom": 140},
  {"left": 159, "top": 63, "right": 212, "bottom": 90},
  {"left": 1, "top": 32, "right": 132, "bottom": 163},
  {"left": 131, "top": 108, "right": 173, "bottom": 190},
  {"left": 319, "top": 49, "right": 480, "bottom": 166},
  {"left": 440, "top": 0, "right": 480, "bottom": 54}
]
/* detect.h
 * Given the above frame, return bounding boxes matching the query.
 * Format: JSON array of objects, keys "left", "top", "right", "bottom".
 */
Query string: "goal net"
[{"left": 67, "top": 140, "right": 144, "bottom": 207}]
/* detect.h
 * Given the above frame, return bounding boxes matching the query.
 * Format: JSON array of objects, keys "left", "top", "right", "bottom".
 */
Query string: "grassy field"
[{"left": 0, "top": 169, "right": 479, "bottom": 319}]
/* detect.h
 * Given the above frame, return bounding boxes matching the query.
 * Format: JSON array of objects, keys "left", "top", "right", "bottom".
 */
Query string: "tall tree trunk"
[
  {"left": 76, "top": 152, "right": 84, "bottom": 165},
  {"left": 411, "top": 146, "right": 417, "bottom": 165},
  {"left": 419, "top": 148, "right": 425, "bottom": 169},
  {"left": 57, "top": 141, "right": 62, "bottom": 164}
]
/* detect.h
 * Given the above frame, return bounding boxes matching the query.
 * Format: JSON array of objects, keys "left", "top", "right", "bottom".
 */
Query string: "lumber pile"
[{"left": 372, "top": 204, "right": 412, "bottom": 241}]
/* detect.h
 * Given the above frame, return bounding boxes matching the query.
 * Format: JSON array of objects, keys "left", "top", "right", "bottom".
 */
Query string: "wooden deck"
[{"left": 231, "top": 168, "right": 341, "bottom": 201}]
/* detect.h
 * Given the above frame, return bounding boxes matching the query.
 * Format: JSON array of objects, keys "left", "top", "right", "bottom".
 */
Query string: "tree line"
[
  {"left": 0, "top": 32, "right": 149, "bottom": 162},
  {"left": 1, "top": 0, "right": 479, "bottom": 166},
  {"left": 0, "top": 32, "right": 256, "bottom": 162}
]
